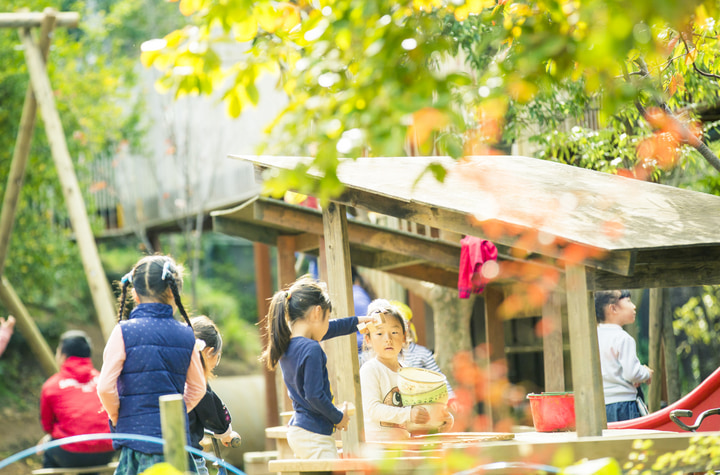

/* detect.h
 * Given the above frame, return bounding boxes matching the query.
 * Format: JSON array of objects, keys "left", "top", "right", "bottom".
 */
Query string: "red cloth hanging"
[{"left": 458, "top": 236, "right": 498, "bottom": 298}]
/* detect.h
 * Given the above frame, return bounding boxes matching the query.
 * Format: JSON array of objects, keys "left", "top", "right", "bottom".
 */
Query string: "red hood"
[{"left": 59, "top": 356, "right": 96, "bottom": 384}]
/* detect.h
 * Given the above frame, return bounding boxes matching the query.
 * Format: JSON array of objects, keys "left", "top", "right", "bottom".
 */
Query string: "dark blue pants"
[
  {"left": 43, "top": 445, "right": 115, "bottom": 475},
  {"left": 606, "top": 400, "right": 641, "bottom": 422}
]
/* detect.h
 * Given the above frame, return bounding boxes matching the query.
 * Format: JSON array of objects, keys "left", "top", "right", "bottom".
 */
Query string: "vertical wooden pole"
[
  {"left": 566, "top": 265, "right": 605, "bottom": 437},
  {"left": 662, "top": 288, "right": 680, "bottom": 404},
  {"left": 254, "top": 243, "right": 279, "bottom": 435},
  {"left": 20, "top": 28, "right": 116, "bottom": 340},
  {"left": 0, "top": 10, "right": 56, "bottom": 276},
  {"left": 542, "top": 290, "right": 565, "bottom": 392},
  {"left": 483, "top": 285, "right": 505, "bottom": 429},
  {"left": 322, "top": 202, "right": 363, "bottom": 455},
  {"left": 159, "top": 394, "right": 188, "bottom": 473},
  {"left": 0, "top": 276, "right": 58, "bottom": 376},
  {"left": 648, "top": 288, "right": 662, "bottom": 412},
  {"left": 276, "top": 235, "right": 296, "bottom": 414}
]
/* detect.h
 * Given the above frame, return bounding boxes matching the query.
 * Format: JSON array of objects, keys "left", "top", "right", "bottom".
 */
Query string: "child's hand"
[
  {"left": 644, "top": 366, "right": 654, "bottom": 385},
  {"left": 221, "top": 431, "right": 241, "bottom": 447},
  {"left": 439, "top": 407, "right": 454, "bottom": 432},
  {"left": 1, "top": 315, "right": 15, "bottom": 331},
  {"left": 410, "top": 405, "right": 430, "bottom": 424},
  {"left": 335, "top": 401, "right": 351, "bottom": 432},
  {"left": 357, "top": 315, "right": 380, "bottom": 325},
  {"left": 357, "top": 314, "right": 382, "bottom": 335},
  {"left": 447, "top": 397, "right": 459, "bottom": 414}
]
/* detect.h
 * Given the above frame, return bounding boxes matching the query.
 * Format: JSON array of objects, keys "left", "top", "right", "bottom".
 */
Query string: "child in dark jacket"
[
  {"left": 188, "top": 315, "right": 241, "bottom": 475},
  {"left": 97, "top": 255, "right": 205, "bottom": 475}
]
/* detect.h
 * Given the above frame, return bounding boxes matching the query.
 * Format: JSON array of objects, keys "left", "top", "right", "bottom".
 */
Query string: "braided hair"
[
  {"left": 260, "top": 275, "right": 332, "bottom": 370},
  {"left": 117, "top": 255, "right": 191, "bottom": 326}
]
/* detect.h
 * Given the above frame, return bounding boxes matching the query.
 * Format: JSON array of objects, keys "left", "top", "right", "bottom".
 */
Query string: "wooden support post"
[
  {"left": 254, "top": 243, "right": 280, "bottom": 435},
  {"left": 322, "top": 202, "right": 363, "bottom": 455},
  {"left": 483, "top": 285, "right": 505, "bottom": 429},
  {"left": 276, "top": 235, "right": 296, "bottom": 414},
  {"left": 159, "top": 394, "right": 188, "bottom": 473},
  {"left": 542, "top": 290, "right": 565, "bottom": 392},
  {"left": 19, "top": 28, "right": 117, "bottom": 341},
  {"left": 662, "top": 288, "right": 680, "bottom": 404},
  {"left": 647, "top": 288, "right": 662, "bottom": 412},
  {"left": 0, "top": 276, "right": 58, "bottom": 376},
  {"left": 0, "top": 10, "right": 57, "bottom": 276},
  {"left": 566, "top": 265, "right": 605, "bottom": 437}
]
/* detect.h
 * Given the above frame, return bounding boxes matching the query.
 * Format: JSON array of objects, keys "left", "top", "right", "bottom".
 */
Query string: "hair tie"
[
  {"left": 286, "top": 291, "right": 292, "bottom": 301},
  {"left": 195, "top": 339, "right": 207, "bottom": 351},
  {"left": 161, "top": 261, "right": 173, "bottom": 281},
  {"left": 121, "top": 272, "right": 133, "bottom": 285}
]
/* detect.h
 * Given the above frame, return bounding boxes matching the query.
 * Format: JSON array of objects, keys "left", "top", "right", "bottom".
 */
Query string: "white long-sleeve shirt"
[
  {"left": 359, "top": 358, "right": 412, "bottom": 441},
  {"left": 597, "top": 323, "right": 651, "bottom": 404}
]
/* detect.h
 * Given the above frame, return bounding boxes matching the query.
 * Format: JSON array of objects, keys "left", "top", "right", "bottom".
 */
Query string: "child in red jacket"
[{"left": 40, "top": 330, "right": 116, "bottom": 472}]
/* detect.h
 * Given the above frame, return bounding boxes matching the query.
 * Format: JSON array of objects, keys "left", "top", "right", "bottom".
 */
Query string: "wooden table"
[{"left": 268, "top": 429, "right": 720, "bottom": 475}]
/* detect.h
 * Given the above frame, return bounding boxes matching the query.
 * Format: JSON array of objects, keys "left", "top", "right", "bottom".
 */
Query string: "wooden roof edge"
[{"left": 0, "top": 11, "right": 80, "bottom": 29}]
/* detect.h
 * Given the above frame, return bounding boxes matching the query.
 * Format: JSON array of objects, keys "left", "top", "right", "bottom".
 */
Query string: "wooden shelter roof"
[
  {"left": 212, "top": 196, "right": 464, "bottom": 287},
  {"left": 228, "top": 154, "right": 720, "bottom": 289}
]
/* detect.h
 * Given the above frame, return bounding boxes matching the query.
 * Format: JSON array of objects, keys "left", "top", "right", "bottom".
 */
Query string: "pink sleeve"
[
  {"left": 0, "top": 326, "right": 12, "bottom": 357},
  {"left": 97, "top": 325, "right": 125, "bottom": 424},
  {"left": 183, "top": 349, "right": 206, "bottom": 412}
]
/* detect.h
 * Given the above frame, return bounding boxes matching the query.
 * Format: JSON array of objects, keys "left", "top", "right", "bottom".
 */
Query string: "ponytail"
[
  {"left": 260, "top": 276, "right": 333, "bottom": 370},
  {"left": 261, "top": 290, "right": 292, "bottom": 370}
]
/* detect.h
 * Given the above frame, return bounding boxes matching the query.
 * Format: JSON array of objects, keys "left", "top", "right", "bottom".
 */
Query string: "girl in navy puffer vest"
[{"left": 97, "top": 255, "right": 206, "bottom": 475}]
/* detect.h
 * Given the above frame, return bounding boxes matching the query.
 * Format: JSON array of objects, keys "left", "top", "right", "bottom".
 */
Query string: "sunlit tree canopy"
[{"left": 143, "top": 0, "right": 720, "bottom": 201}]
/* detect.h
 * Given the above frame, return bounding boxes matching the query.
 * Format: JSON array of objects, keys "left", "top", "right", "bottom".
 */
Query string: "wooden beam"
[
  {"left": 322, "top": 202, "right": 364, "bottom": 454},
  {"left": 254, "top": 243, "right": 280, "bottom": 435},
  {"left": 377, "top": 264, "right": 455, "bottom": 288},
  {"left": 590, "top": 251, "right": 720, "bottom": 289},
  {"left": 0, "top": 276, "right": 57, "bottom": 376},
  {"left": 20, "top": 27, "right": 117, "bottom": 340},
  {"left": 337, "top": 188, "right": 636, "bottom": 276},
  {"left": 566, "top": 265, "right": 605, "bottom": 437},
  {"left": 213, "top": 216, "right": 281, "bottom": 246},
  {"left": 0, "top": 10, "right": 55, "bottom": 276},
  {"left": 542, "top": 290, "right": 565, "bottom": 392},
  {"left": 254, "top": 198, "right": 461, "bottom": 270},
  {"left": 0, "top": 11, "right": 79, "bottom": 28}
]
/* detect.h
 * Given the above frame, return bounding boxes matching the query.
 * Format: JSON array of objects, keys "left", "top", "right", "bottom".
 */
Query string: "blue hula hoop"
[{"left": 0, "top": 432, "right": 245, "bottom": 475}]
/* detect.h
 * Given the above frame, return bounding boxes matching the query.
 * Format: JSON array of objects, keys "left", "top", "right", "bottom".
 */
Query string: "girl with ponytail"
[
  {"left": 97, "top": 255, "right": 206, "bottom": 474},
  {"left": 260, "top": 275, "right": 376, "bottom": 459}
]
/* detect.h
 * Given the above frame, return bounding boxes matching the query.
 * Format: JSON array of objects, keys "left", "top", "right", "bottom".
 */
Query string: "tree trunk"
[{"left": 389, "top": 275, "right": 474, "bottom": 386}]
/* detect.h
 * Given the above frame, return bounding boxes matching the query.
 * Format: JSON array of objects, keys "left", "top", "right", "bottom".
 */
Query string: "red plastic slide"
[{"left": 608, "top": 367, "right": 720, "bottom": 432}]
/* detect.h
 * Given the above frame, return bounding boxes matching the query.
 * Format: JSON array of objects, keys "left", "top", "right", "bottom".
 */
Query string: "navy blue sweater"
[{"left": 280, "top": 317, "right": 359, "bottom": 435}]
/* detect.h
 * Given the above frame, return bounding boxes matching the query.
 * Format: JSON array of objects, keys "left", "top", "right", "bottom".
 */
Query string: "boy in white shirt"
[{"left": 595, "top": 290, "right": 654, "bottom": 422}]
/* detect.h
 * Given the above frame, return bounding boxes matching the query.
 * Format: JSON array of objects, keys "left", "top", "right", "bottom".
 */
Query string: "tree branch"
[{"left": 630, "top": 56, "right": 720, "bottom": 173}]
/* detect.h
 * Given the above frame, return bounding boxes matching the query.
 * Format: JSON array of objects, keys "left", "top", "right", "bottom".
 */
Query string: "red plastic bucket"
[{"left": 527, "top": 392, "right": 576, "bottom": 432}]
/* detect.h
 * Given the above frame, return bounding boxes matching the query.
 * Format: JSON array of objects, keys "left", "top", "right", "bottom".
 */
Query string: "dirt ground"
[{"left": 0, "top": 406, "right": 47, "bottom": 474}]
